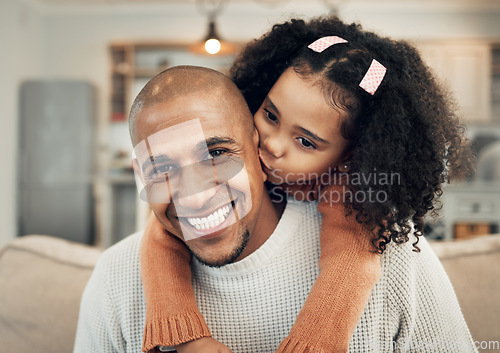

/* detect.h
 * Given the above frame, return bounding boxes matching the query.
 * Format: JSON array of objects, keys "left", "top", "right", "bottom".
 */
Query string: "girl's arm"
[
  {"left": 140, "top": 213, "right": 212, "bottom": 352},
  {"left": 275, "top": 184, "right": 382, "bottom": 353}
]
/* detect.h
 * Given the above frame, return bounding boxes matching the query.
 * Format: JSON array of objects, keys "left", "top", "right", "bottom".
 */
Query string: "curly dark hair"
[{"left": 229, "top": 16, "right": 474, "bottom": 253}]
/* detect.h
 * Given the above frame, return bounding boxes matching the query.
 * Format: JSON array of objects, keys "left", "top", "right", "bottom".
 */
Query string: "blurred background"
[{"left": 1, "top": 0, "right": 500, "bottom": 248}]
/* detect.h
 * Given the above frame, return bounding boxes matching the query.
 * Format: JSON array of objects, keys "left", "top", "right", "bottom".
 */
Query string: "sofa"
[
  {"left": 0, "top": 235, "right": 101, "bottom": 352},
  {"left": 1, "top": 234, "right": 499, "bottom": 353}
]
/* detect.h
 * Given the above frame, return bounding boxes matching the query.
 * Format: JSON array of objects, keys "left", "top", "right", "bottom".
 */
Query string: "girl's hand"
[{"left": 174, "top": 337, "right": 233, "bottom": 353}]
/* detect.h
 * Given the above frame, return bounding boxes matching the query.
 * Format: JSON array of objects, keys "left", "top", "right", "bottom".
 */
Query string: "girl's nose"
[{"left": 264, "top": 135, "right": 285, "bottom": 159}]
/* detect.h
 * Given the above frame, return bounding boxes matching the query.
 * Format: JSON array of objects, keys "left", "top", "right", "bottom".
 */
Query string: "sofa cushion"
[
  {"left": 0, "top": 235, "right": 101, "bottom": 353},
  {"left": 430, "top": 234, "right": 500, "bottom": 351},
  {"left": 2, "top": 234, "right": 499, "bottom": 352}
]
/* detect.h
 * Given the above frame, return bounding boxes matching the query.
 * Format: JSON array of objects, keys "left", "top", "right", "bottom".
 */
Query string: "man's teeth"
[{"left": 186, "top": 205, "right": 231, "bottom": 231}]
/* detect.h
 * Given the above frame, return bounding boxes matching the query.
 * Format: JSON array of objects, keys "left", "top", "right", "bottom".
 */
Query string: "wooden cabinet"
[
  {"left": 412, "top": 41, "right": 500, "bottom": 240},
  {"left": 417, "top": 41, "right": 492, "bottom": 123},
  {"left": 109, "top": 42, "right": 239, "bottom": 122},
  {"left": 441, "top": 184, "right": 500, "bottom": 239}
]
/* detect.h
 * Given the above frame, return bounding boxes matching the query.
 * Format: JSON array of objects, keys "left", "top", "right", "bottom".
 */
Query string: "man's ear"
[
  {"left": 253, "top": 127, "right": 259, "bottom": 148},
  {"left": 252, "top": 128, "right": 267, "bottom": 182},
  {"left": 132, "top": 158, "right": 144, "bottom": 184},
  {"left": 132, "top": 158, "right": 148, "bottom": 202}
]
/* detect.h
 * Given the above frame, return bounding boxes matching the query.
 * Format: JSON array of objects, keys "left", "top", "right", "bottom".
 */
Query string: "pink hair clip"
[
  {"left": 308, "top": 36, "right": 348, "bottom": 53},
  {"left": 359, "top": 59, "right": 387, "bottom": 95}
]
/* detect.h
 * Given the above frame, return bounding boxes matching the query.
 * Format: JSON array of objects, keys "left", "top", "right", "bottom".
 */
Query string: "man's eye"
[
  {"left": 297, "top": 137, "right": 316, "bottom": 150},
  {"left": 201, "top": 149, "right": 228, "bottom": 163},
  {"left": 149, "top": 165, "right": 177, "bottom": 179},
  {"left": 209, "top": 149, "right": 226, "bottom": 158},
  {"left": 264, "top": 109, "right": 278, "bottom": 124}
]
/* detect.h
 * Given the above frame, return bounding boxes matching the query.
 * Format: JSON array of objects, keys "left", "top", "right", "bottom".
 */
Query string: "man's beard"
[{"left": 189, "top": 229, "right": 250, "bottom": 268}]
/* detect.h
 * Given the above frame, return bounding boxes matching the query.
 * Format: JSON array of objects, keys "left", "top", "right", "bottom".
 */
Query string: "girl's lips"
[{"left": 258, "top": 149, "right": 274, "bottom": 172}]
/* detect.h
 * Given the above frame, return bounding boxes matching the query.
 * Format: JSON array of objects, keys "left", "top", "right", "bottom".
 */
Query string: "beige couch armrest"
[
  {"left": 430, "top": 234, "right": 500, "bottom": 350},
  {"left": 0, "top": 235, "right": 102, "bottom": 353}
]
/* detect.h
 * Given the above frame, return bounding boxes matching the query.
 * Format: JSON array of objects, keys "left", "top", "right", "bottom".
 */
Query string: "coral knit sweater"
[{"left": 140, "top": 184, "right": 381, "bottom": 353}]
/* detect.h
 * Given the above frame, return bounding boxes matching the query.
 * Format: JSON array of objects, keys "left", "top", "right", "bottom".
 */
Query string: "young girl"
[{"left": 140, "top": 16, "right": 473, "bottom": 353}]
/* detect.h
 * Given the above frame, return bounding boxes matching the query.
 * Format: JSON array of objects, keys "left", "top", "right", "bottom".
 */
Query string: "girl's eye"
[
  {"left": 297, "top": 137, "right": 317, "bottom": 150},
  {"left": 264, "top": 109, "right": 278, "bottom": 124}
]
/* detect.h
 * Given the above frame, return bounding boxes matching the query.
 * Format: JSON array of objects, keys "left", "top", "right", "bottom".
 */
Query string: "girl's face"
[{"left": 254, "top": 68, "right": 351, "bottom": 184}]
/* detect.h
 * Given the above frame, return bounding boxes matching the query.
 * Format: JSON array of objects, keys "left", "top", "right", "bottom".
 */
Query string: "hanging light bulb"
[
  {"left": 204, "top": 19, "right": 221, "bottom": 55},
  {"left": 190, "top": 0, "right": 237, "bottom": 56},
  {"left": 205, "top": 39, "right": 221, "bottom": 54}
]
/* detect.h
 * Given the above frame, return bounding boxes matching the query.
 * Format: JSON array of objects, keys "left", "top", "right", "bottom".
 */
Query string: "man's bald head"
[
  {"left": 129, "top": 65, "right": 253, "bottom": 145},
  {"left": 129, "top": 66, "right": 268, "bottom": 267}
]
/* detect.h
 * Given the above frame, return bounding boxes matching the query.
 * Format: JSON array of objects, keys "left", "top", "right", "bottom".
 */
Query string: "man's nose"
[
  {"left": 175, "top": 163, "right": 218, "bottom": 210},
  {"left": 176, "top": 187, "right": 217, "bottom": 210}
]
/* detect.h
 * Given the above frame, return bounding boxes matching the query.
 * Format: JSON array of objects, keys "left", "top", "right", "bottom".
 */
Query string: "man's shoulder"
[
  {"left": 94, "top": 232, "right": 144, "bottom": 282},
  {"left": 76, "top": 232, "right": 146, "bottom": 352},
  {"left": 381, "top": 234, "right": 429, "bottom": 277},
  {"left": 101, "top": 231, "right": 143, "bottom": 259},
  {"left": 374, "top": 235, "right": 477, "bottom": 351},
  {"left": 379, "top": 234, "right": 451, "bottom": 300},
  {"left": 381, "top": 234, "right": 436, "bottom": 270}
]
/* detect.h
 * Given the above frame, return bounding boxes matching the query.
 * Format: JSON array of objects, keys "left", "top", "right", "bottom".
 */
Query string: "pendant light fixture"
[
  {"left": 204, "top": 17, "right": 221, "bottom": 54},
  {"left": 192, "top": 0, "right": 236, "bottom": 56}
]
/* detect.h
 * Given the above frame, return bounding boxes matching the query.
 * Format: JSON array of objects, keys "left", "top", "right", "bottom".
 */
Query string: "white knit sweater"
[{"left": 74, "top": 200, "right": 477, "bottom": 353}]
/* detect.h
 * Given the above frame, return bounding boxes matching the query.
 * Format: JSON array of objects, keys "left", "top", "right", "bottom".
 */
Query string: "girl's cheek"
[
  {"left": 253, "top": 116, "right": 266, "bottom": 142},
  {"left": 254, "top": 122, "right": 263, "bottom": 140}
]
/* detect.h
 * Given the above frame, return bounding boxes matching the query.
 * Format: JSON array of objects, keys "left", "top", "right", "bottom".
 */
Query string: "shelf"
[
  {"left": 109, "top": 41, "right": 241, "bottom": 123},
  {"left": 107, "top": 172, "right": 135, "bottom": 185},
  {"left": 112, "top": 64, "right": 132, "bottom": 75},
  {"left": 133, "top": 67, "right": 169, "bottom": 78}
]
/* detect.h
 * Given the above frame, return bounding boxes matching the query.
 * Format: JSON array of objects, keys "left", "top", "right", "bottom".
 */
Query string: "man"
[{"left": 74, "top": 66, "right": 477, "bottom": 353}]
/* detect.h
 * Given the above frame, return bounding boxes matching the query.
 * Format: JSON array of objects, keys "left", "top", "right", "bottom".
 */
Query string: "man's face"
[{"left": 133, "top": 93, "right": 265, "bottom": 267}]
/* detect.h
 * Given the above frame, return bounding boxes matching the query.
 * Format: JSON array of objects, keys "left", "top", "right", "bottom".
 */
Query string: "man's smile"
[
  {"left": 176, "top": 199, "right": 240, "bottom": 240},
  {"left": 185, "top": 204, "right": 232, "bottom": 230}
]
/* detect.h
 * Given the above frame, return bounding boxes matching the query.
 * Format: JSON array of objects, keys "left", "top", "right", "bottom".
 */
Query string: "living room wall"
[
  {"left": 2, "top": 0, "right": 500, "bottom": 246},
  {"left": 0, "top": 0, "right": 44, "bottom": 247}
]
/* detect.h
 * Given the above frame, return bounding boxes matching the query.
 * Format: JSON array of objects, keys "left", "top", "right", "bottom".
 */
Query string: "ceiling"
[
  {"left": 24, "top": 0, "right": 500, "bottom": 17},
  {"left": 28, "top": 0, "right": 500, "bottom": 6}
]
